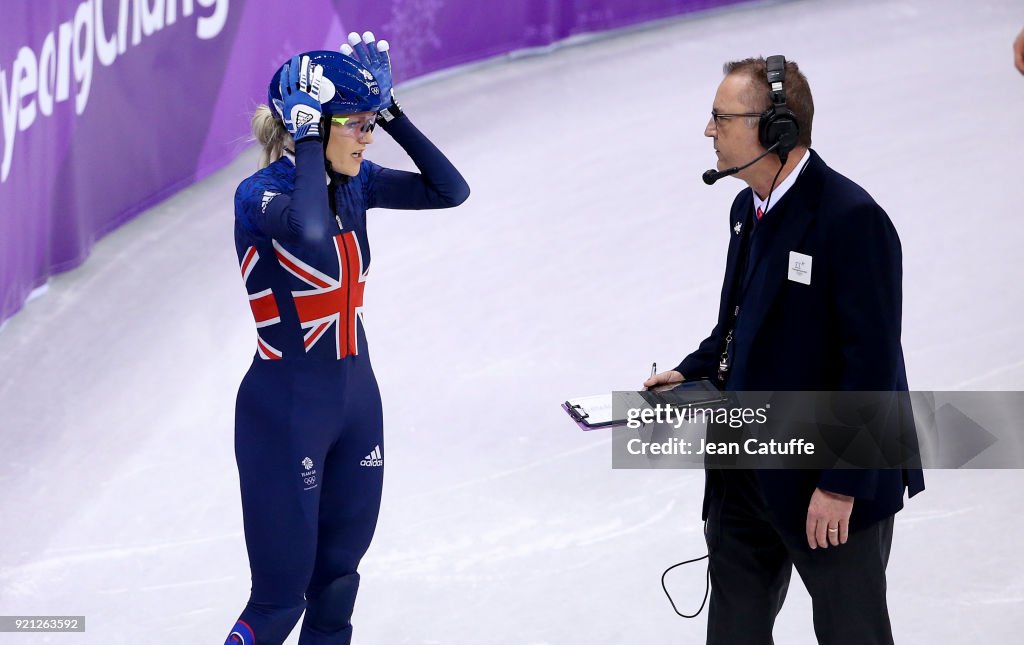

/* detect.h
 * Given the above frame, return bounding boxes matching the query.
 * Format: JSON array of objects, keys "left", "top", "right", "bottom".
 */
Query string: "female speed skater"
[{"left": 224, "top": 32, "right": 470, "bottom": 645}]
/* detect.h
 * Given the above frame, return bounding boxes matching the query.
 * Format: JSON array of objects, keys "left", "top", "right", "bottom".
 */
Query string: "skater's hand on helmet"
[
  {"left": 341, "top": 31, "right": 404, "bottom": 123},
  {"left": 279, "top": 55, "right": 324, "bottom": 142}
]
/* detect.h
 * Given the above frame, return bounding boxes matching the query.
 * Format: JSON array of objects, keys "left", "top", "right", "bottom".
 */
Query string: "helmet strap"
[{"left": 320, "top": 115, "right": 332, "bottom": 159}]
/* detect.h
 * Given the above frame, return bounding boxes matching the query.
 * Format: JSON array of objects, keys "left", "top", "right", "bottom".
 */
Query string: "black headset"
[{"left": 758, "top": 55, "right": 800, "bottom": 165}]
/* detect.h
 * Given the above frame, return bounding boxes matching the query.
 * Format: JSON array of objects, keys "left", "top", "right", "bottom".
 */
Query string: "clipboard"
[
  {"left": 562, "top": 394, "right": 618, "bottom": 431},
  {"left": 562, "top": 379, "right": 725, "bottom": 431}
]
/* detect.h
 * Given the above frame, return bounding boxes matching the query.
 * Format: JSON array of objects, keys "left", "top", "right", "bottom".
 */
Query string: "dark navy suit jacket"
[{"left": 675, "top": 150, "right": 925, "bottom": 531}]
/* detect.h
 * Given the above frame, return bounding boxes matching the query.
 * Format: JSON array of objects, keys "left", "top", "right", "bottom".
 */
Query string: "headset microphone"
[{"left": 702, "top": 140, "right": 781, "bottom": 185}]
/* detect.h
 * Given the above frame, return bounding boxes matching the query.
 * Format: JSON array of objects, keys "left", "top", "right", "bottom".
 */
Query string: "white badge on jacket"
[{"left": 788, "top": 251, "right": 812, "bottom": 285}]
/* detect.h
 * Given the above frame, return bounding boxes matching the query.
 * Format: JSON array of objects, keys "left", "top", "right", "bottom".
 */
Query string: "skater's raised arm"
[
  {"left": 236, "top": 56, "right": 331, "bottom": 242},
  {"left": 366, "top": 116, "right": 470, "bottom": 210}
]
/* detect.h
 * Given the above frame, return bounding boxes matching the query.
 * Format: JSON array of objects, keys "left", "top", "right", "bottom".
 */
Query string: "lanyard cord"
[{"left": 718, "top": 163, "right": 786, "bottom": 383}]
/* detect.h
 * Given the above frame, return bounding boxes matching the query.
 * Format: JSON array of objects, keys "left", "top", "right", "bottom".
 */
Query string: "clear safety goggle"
[{"left": 330, "top": 114, "right": 377, "bottom": 137}]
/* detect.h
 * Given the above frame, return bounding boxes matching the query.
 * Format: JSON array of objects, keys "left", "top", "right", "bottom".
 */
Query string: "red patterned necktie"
[{"left": 756, "top": 206, "right": 764, "bottom": 220}]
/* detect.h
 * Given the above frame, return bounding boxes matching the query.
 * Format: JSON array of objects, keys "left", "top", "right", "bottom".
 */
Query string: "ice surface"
[{"left": 1, "top": 0, "right": 1023, "bottom": 642}]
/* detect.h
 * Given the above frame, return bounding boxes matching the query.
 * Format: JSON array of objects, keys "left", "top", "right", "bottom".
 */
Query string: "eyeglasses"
[
  {"left": 710, "top": 109, "right": 762, "bottom": 126},
  {"left": 330, "top": 114, "right": 377, "bottom": 137}
]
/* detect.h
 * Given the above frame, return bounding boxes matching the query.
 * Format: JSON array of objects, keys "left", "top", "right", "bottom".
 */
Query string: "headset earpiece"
[{"left": 758, "top": 55, "right": 800, "bottom": 164}]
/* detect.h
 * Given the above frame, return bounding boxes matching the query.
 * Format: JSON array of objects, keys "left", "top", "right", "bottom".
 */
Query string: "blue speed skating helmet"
[{"left": 268, "top": 50, "right": 386, "bottom": 121}]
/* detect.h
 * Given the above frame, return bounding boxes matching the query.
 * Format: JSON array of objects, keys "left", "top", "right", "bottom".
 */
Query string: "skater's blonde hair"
[{"left": 251, "top": 105, "right": 294, "bottom": 169}]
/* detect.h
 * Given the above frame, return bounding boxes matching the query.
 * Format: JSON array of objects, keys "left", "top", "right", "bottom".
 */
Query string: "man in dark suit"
[{"left": 645, "top": 57, "right": 925, "bottom": 644}]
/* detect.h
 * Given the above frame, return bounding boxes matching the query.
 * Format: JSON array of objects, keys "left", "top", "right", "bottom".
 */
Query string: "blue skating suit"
[{"left": 225, "top": 116, "right": 469, "bottom": 645}]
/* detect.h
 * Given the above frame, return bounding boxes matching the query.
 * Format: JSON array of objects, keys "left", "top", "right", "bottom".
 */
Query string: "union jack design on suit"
[
  {"left": 273, "top": 232, "right": 367, "bottom": 359},
  {"left": 240, "top": 245, "right": 283, "bottom": 360}
]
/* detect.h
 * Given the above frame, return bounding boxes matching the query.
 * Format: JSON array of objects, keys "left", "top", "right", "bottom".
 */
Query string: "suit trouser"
[{"left": 704, "top": 469, "right": 894, "bottom": 645}]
